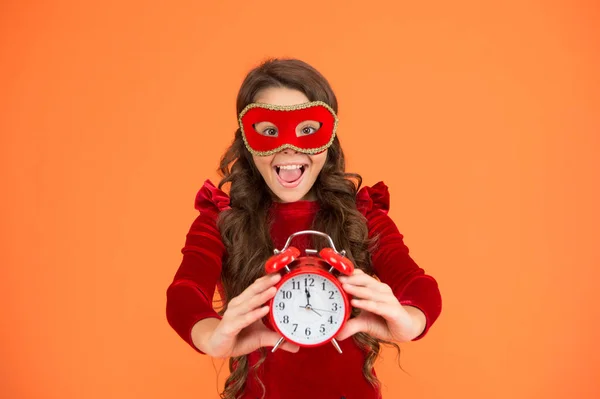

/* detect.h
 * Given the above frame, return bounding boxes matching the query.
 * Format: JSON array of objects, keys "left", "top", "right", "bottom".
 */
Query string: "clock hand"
[
  {"left": 305, "top": 288, "right": 311, "bottom": 306},
  {"left": 309, "top": 307, "right": 337, "bottom": 313},
  {"left": 309, "top": 307, "right": 322, "bottom": 317},
  {"left": 298, "top": 305, "right": 322, "bottom": 317}
]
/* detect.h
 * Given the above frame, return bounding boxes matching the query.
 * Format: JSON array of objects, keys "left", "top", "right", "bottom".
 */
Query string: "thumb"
[
  {"left": 335, "top": 317, "right": 367, "bottom": 341},
  {"left": 256, "top": 329, "right": 300, "bottom": 353}
]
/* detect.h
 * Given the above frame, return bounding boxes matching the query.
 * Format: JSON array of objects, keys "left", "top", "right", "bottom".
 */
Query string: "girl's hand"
[
  {"left": 201, "top": 273, "right": 300, "bottom": 358},
  {"left": 335, "top": 269, "right": 426, "bottom": 343}
]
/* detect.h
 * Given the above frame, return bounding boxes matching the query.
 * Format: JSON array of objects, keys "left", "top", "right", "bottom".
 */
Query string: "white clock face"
[{"left": 272, "top": 273, "right": 346, "bottom": 345}]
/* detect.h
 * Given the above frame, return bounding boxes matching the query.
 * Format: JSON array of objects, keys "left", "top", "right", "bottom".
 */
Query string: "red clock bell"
[{"left": 265, "top": 230, "right": 354, "bottom": 354}]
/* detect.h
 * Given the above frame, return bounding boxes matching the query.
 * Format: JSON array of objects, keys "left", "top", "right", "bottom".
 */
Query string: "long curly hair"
[{"left": 214, "top": 58, "right": 400, "bottom": 399}]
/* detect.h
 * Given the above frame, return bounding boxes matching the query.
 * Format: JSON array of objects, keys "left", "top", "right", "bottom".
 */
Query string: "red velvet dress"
[{"left": 166, "top": 180, "right": 442, "bottom": 399}]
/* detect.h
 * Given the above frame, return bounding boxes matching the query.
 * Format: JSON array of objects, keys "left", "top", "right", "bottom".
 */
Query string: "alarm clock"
[{"left": 265, "top": 230, "right": 354, "bottom": 354}]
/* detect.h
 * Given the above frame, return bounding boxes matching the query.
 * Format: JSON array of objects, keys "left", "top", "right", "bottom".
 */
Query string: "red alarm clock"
[{"left": 265, "top": 230, "right": 354, "bottom": 354}]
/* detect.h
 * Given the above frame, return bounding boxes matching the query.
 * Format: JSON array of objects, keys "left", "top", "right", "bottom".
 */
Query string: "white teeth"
[{"left": 278, "top": 164, "right": 304, "bottom": 170}]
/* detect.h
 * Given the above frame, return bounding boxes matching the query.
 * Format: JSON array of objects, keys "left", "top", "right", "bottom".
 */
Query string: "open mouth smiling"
[{"left": 274, "top": 163, "right": 308, "bottom": 187}]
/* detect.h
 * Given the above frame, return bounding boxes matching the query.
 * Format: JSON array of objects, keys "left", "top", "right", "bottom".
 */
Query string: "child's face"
[{"left": 251, "top": 87, "right": 328, "bottom": 203}]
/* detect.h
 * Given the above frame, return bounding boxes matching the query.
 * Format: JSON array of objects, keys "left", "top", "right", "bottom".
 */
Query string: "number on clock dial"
[{"left": 272, "top": 273, "right": 345, "bottom": 345}]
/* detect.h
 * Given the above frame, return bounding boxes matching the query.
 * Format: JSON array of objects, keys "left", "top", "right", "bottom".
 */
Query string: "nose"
[{"left": 281, "top": 147, "right": 298, "bottom": 155}]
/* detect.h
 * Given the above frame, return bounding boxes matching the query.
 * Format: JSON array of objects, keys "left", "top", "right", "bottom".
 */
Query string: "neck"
[{"left": 272, "top": 188, "right": 317, "bottom": 203}]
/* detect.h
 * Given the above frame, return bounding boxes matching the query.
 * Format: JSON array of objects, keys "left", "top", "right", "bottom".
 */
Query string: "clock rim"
[{"left": 268, "top": 261, "right": 350, "bottom": 348}]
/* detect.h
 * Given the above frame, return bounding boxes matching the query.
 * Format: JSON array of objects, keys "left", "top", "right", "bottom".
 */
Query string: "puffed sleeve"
[
  {"left": 166, "top": 179, "right": 231, "bottom": 352},
  {"left": 357, "top": 182, "right": 442, "bottom": 340}
]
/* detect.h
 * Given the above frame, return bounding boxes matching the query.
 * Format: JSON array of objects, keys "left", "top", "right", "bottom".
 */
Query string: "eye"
[
  {"left": 301, "top": 126, "right": 316, "bottom": 135},
  {"left": 263, "top": 127, "right": 278, "bottom": 136},
  {"left": 253, "top": 122, "right": 278, "bottom": 137},
  {"left": 296, "top": 121, "right": 322, "bottom": 136}
]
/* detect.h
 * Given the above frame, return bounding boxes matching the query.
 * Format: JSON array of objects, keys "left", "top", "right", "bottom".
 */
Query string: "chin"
[
  {"left": 268, "top": 175, "right": 318, "bottom": 203},
  {"left": 275, "top": 192, "right": 308, "bottom": 203},
  {"left": 269, "top": 184, "right": 311, "bottom": 203}
]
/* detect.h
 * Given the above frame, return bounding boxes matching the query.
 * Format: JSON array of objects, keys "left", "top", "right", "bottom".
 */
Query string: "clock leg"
[
  {"left": 271, "top": 336, "right": 286, "bottom": 353},
  {"left": 331, "top": 338, "right": 343, "bottom": 354}
]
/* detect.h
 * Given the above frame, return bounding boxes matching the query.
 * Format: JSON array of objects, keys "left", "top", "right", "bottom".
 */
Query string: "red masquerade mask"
[{"left": 238, "top": 101, "right": 338, "bottom": 156}]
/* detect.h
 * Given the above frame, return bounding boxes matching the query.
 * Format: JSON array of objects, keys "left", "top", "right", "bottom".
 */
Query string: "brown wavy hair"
[{"left": 214, "top": 58, "right": 400, "bottom": 399}]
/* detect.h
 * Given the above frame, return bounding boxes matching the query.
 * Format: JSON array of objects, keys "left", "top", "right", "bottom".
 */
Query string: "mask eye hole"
[
  {"left": 253, "top": 122, "right": 278, "bottom": 137},
  {"left": 296, "top": 121, "right": 322, "bottom": 137}
]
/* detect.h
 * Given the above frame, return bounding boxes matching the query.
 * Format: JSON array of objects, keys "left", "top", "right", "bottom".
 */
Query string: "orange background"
[{"left": 1, "top": 1, "right": 599, "bottom": 398}]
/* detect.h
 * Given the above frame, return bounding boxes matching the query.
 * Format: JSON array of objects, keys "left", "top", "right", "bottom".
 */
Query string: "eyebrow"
[{"left": 252, "top": 122, "right": 274, "bottom": 130}]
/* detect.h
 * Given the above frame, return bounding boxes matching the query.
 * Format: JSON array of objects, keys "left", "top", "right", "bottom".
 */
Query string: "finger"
[
  {"left": 337, "top": 268, "right": 364, "bottom": 283},
  {"left": 338, "top": 272, "right": 378, "bottom": 288},
  {"left": 350, "top": 298, "right": 400, "bottom": 320},
  {"left": 233, "top": 273, "right": 281, "bottom": 306},
  {"left": 244, "top": 273, "right": 281, "bottom": 298},
  {"left": 234, "top": 286, "right": 278, "bottom": 316},
  {"left": 342, "top": 283, "right": 389, "bottom": 303},
  {"left": 335, "top": 318, "right": 368, "bottom": 341},
  {"left": 222, "top": 305, "right": 270, "bottom": 337}
]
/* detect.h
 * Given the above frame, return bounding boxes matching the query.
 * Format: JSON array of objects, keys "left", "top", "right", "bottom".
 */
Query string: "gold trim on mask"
[{"left": 238, "top": 101, "right": 339, "bottom": 157}]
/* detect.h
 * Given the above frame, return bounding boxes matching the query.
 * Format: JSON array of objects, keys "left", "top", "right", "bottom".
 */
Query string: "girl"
[{"left": 166, "top": 58, "right": 442, "bottom": 399}]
